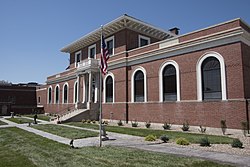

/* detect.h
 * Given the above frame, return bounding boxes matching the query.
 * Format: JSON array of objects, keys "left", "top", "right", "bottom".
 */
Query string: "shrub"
[
  {"left": 117, "top": 120, "right": 123, "bottom": 126},
  {"left": 145, "top": 121, "right": 151, "bottom": 128},
  {"left": 199, "top": 137, "right": 211, "bottom": 147},
  {"left": 102, "top": 120, "right": 109, "bottom": 125},
  {"left": 92, "top": 120, "right": 96, "bottom": 124},
  {"left": 198, "top": 125, "right": 206, "bottom": 133},
  {"left": 181, "top": 121, "right": 189, "bottom": 131},
  {"left": 176, "top": 137, "right": 189, "bottom": 145},
  {"left": 145, "top": 135, "right": 157, "bottom": 141},
  {"left": 86, "top": 119, "right": 91, "bottom": 123},
  {"left": 231, "top": 139, "right": 243, "bottom": 148},
  {"left": 162, "top": 121, "right": 171, "bottom": 130},
  {"left": 81, "top": 119, "right": 86, "bottom": 123},
  {"left": 241, "top": 121, "right": 248, "bottom": 137},
  {"left": 160, "top": 135, "right": 169, "bottom": 143},
  {"left": 220, "top": 120, "right": 227, "bottom": 135},
  {"left": 131, "top": 120, "right": 138, "bottom": 127}
]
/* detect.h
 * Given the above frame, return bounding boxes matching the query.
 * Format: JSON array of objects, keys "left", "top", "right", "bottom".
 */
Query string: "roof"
[{"left": 60, "top": 14, "right": 177, "bottom": 53}]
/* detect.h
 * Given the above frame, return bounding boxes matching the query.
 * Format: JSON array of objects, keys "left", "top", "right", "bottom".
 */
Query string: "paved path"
[{"left": 1, "top": 117, "right": 250, "bottom": 167}]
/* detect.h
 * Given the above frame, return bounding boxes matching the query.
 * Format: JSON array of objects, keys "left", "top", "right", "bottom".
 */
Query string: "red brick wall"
[{"left": 242, "top": 43, "right": 250, "bottom": 98}]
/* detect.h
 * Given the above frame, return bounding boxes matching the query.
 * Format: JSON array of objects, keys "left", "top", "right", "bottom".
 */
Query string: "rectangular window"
[
  {"left": 139, "top": 35, "right": 150, "bottom": 47},
  {"left": 88, "top": 44, "right": 96, "bottom": 59},
  {"left": 105, "top": 36, "right": 114, "bottom": 56},
  {"left": 38, "top": 96, "right": 41, "bottom": 104},
  {"left": 75, "top": 51, "right": 82, "bottom": 67}
]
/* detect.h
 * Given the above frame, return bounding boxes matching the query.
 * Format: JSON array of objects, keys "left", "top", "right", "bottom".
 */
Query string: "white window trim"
[
  {"left": 73, "top": 81, "right": 78, "bottom": 104},
  {"left": 88, "top": 44, "right": 96, "bottom": 59},
  {"left": 103, "top": 72, "right": 115, "bottom": 103},
  {"left": 47, "top": 86, "right": 52, "bottom": 104},
  {"left": 138, "top": 35, "right": 151, "bottom": 47},
  {"left": 54, "top": 84, "right": 60, "bottom": 104},
  {"left": 159, "top": 60, "right": 180, "bottom": 102},
  {"left": 105, "top": 36, "right": 114, "bottom": 56},
  {"left": 75, "top": 50, "right": 82, "bottom": 67},
  {"left": 62, "top": 82, "right": 69, "bottom": 104},
  {"left": 196, "top": 51, "right": 227, "bottom": 101},
  {"left": 131, "top": 67, "right": 147, "bottom": 102}
]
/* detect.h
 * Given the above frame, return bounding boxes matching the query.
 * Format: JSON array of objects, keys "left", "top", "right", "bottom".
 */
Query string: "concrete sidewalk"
[{"left": 1, "top": 117, "right": 250, "bottom": 167}]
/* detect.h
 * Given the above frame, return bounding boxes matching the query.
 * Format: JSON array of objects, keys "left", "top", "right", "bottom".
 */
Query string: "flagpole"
[{"left": 99, "top": 25, "right": 103, "bottom": 147}]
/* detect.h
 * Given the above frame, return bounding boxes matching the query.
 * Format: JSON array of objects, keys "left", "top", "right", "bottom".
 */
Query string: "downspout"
[{"left": 246, "top": 99, "right": 249, "bottom": 134}]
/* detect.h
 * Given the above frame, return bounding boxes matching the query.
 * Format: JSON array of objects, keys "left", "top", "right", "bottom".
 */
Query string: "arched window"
[
  {"left": 106, "top": 76, "right": 113, "bottom": 102},
  {"left": 63, "top": 83, "right": 68, "bottom": 104},
  {"left": 201, "top": 57, "right": 222, "bottom": 100},
  {"left": 134, "top": 70, "right": 144, "bottom": 102},
  {"left": 163, "top": 65, "right": 177, "bottom": 101},
  {"left": 55, "top": 85, "right": 60, "bottom": 104},
  {"left": 48, "top": 86, "right": 52, "bottom": 104},
  {"left": 74, "top": 82, "right": 78, "bottom": 103}
]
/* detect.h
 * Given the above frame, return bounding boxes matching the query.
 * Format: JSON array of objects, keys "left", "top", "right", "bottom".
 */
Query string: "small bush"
[
  {"left": 81, "top": 119, "right": 86, "bottom": 123},
  {"left": 160, "top": 135, "right": 169, "bottom": 143},
  {"left": 117, "top": 120, "right": 123, "bottom": 126},
  {"left": 145, "top": 121, "right": 151, "bottom": 128},
  {"left": 199, "top": 137, "right": 211, "bottom": 147},
  {"left": 241, "top": 121, "right": 248, "bottom": 137},
  {"left": 198, "top": 125, "right": 206, "bottom": 133},
  {"left": 231, "top": 139, "right": 243, "bottom": 148},
  {"left": 181, "top": 121, "right": 189, "bottom": 131},
  {"left": 220, "top": 120, "right": 227, "bottom": 135},
  {"left": 145, "top": 135, "right": 157, "bottom": 141},
  {"left": 162, "top": 122, "right": 171, "bottom": 130},
  {"left": 86, "top": 119, "right": 91, "bottom": 123},
  {"left": 92, "top": 120, "right": 96, "bottom": 124},
  {"left": 102, "top": 120, "right": 109, "bottom": 125},
  {"left": 131, "top": 120, "right": 138, "bottom": 127},
  {"left": 176, "top": 137, "right": 189, "bottom": 145}
]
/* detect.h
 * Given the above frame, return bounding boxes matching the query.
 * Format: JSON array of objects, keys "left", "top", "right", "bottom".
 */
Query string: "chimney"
[{"left": 169, "top": 27, "right": 180, "bottom": 35}]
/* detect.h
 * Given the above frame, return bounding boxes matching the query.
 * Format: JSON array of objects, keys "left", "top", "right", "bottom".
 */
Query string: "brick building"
[
  {"left": 0, "top": 82, "right": 42, "bottom": 115},
  {"left": 37, "top": 15, "right": 250, "bottom": 129}
]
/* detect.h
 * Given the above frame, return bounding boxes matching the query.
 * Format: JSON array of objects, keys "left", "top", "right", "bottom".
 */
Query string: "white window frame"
[
  {"left": 103, "top": 72, "right": 115, "bottom": 103},
  {"left": 54, "top": 84, "right": 60, "bottom": 104},
  {"left": 47, "top": 86, "right": 52, "bottom": 104},
  {"left": 88, "top": 44, "right": 96, "bottom": 59},
  {"left": 75, "top": 50, "right": 82, "bottom": 67},
  {"left": 105, "top": 36, "right": 114, "bottom": 56},
  {"left": 62, "top": 82, "right": 69, "bottom": 104},
  {"left": 196, "top": 51, "right": 227, "bottom": 101},
  {"left": 73, "top": 81, "right": 78, "bottom": 104},
  {"left": 138, "top": 35, "right": 151, "bottom": 47},
  {"left": 159, "top": 60, "right": 180, "bottom": 102},
  {"left": 131, "top": 67, "right": 147, "bottom": 102}
]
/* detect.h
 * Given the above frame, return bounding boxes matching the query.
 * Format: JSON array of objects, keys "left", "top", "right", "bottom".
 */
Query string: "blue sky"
[{"left": 0, "top": 0, "right": 249, "bottom": 84}]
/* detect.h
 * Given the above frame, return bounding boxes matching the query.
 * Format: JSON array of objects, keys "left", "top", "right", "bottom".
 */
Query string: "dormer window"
[
  {"left": 139, "top": 35, "right": 150, "bottom": 47},
  {"left": 88, "top": 44, "right": 96, "bottom": 59},
  {"left": 105, "top": 36, "right": 114, "bottom": 56},
  {"left": 75, "top": 51, "right": 82, "bottom": 67}
]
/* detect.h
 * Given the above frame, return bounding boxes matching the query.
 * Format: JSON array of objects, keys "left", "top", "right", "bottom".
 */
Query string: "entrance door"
[{"left": 1, "top": 105, "right": 7, "bottom": 115}]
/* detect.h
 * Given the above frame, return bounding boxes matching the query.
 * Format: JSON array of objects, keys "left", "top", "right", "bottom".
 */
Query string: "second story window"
[
  {"left": 105, "top": 36, "right": 114, "bottom": 56},
  {"left": 139, "top": 35, "right": 150, "bottom": 47},
  {"left": 88, "top": 44, "right": 96, "bottom": 59},
  {"left": 75, "top": 51, "right": 82, "bottom": 67}
]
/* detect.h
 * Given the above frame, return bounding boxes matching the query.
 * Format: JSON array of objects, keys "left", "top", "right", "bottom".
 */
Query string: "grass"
[
  {"left": 31, "top": 124, "right": 99, "bottom": 139},
  {"left": 0, "top": 120, "right": 8, "bottom": 125},
  {"left": 0, "top": 127, "right": 232, "bottom": 167},
  {"left": 6, "top": 117, "right": 35, "bottom": 124},
  {"left": 24, "top": 114, "right": 51, "bottom": 121},
  {"left": 67, "top": 122, "right": 234, "bottom": 144}
]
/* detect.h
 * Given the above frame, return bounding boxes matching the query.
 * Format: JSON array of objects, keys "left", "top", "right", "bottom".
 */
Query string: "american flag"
[{"left": 100, "top": 35, "right": 109, "bottom": 75}]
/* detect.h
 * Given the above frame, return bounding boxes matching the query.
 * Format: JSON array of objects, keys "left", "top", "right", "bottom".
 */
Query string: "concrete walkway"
[{"left": 1, "top": 117, "right": 250, "bottom": 167}]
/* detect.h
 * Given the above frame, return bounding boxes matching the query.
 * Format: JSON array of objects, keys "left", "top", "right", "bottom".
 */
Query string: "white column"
[
  {"left": 82, "top": 75, "right": 86, "bottom": 103},
  {"left": 88, "top": 72, "right": 92, "bottom": 103},
  {"left": 95, "top": 73, "right": 99, "bottom": 103},
  {"left": 77, "top": 75, "right": 80, "bottom": 103}
]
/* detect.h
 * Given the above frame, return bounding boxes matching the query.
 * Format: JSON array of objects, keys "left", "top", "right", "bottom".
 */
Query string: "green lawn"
[
  {"left": 0, "top": 120, "right": 8, "bottom": 125},
  {"left": 6, "top": 117, "right": 35, "bottom": 124},
  {"left": 0, "top": 127, "right": 232, "bottom": 167},
  {"left": 31, "top": 124, "right": 99, "bottom": 139},
  {"left": 24, "top": 114, "right": 51, "bottom": 121},
  {"left": 67, "top": 122, "right": 234, "bottom": 144}
]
